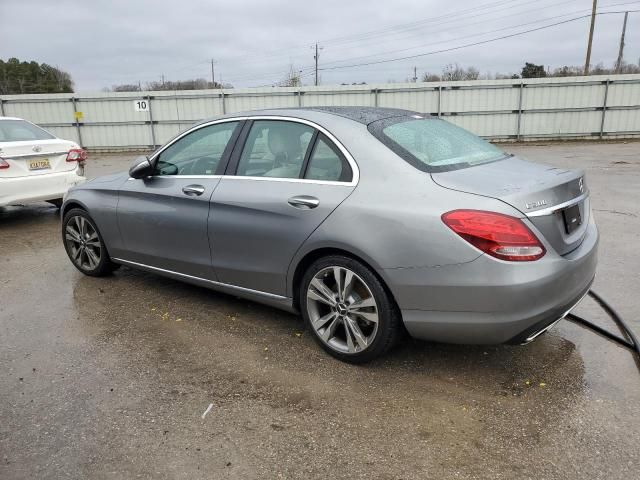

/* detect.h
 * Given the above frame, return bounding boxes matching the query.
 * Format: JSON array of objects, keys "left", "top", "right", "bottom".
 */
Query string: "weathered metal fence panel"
[
  {"left": 1, "top": 74, "right": 639, "bottom": 150},
  {"left": 377, "top": 87, "right": 438, "bottom": 112}
]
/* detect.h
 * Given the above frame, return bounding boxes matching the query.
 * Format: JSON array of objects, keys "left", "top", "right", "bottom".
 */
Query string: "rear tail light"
[
  {"left": 0, "top": 158, "right": 9, "bottom": 169},
  {"left": 66, "top": 149, "right": 87, "bottom": 162},
  {"left": 442, "top": 210, "right": 545, "bottom": 261}
]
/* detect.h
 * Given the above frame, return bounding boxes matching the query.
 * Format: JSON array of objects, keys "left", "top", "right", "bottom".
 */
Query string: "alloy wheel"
[
  {"left": 64, "top": 215, "right": 102, "bottom": 271},
  {"left": 306, "top": 266, "right": 379, "bottom": 354}
]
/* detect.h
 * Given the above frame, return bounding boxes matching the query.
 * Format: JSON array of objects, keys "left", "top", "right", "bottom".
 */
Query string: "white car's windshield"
[
  {"left": 0, "top": 119, "right": 55, "bottom": 142},
  {"left": 371, "top": 117, "right": 507, "bottom": 172}
]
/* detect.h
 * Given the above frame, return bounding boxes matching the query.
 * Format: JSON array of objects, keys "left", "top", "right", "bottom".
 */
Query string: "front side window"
[
  {"left": 0, "top": 120, "right": 55, "bottom": 142},
  {"left": 236, "top": 120, "right": 314, "bottom": 179},
  {"left": 369, "top": 117, "right": 507, "bottom": 172},
  {"left": 304, "top": 134, "right": 352, "bottom": 182},
  {"left": 155, "top": 121, "right": 239, "bottom": 175}
]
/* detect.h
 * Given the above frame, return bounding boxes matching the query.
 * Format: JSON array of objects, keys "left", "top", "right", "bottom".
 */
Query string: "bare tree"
[
  {"left": 441, "top": 63, "right": 479, "bottom": 81},
  {"left": 421, "top": 73, "right": 442, "bottom": 82},
  {"left": 107, "top": 78, "right": 227, "bottom": 92},
  {"left": 279, "top": 65, "right": 302, "bottom": 87}
]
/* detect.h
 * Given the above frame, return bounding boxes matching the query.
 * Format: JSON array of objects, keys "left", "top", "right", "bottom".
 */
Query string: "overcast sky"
[{"left": 1, "top": 0, "right": 638, "bottom": 92}]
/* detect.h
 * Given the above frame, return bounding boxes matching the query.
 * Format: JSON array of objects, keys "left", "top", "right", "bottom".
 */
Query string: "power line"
[
  {"left": 168, "top": 0, "right": 634, "bottom": 82},
  {"left": 320, "top": 9, "right": 592, "bottom": 69},
  {"left": 224, "top": 0, "right": 572, "bottom": 66},
  {"left": 210, "top": 5, "right": 639, "bottom": 86},
  {"left": 320, "top": 0, "right": 534, "bottom": 46},
  {"left": 318, "top": 11, "right": 639, "bottom": 73},
  {"left": 318, "top": 1, "right": 640, "bottom": 69}
]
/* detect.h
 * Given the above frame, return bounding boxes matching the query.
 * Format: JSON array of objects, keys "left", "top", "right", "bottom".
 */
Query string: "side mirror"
[{"left": 129, "top": 156, "right": 153, "bottom": 179}]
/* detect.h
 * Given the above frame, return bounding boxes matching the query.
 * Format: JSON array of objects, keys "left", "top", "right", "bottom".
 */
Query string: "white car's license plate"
[{"left": 28, "top": 158, "right": 51, "bottom": 170}]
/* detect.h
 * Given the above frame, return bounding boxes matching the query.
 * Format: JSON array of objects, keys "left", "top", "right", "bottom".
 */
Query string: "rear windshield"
[
  {"left": 0, "top": 120, "right": 55, "bottom": 142},
  {"left": 368, "top": 117, "right": 507, "bottom": 172}
]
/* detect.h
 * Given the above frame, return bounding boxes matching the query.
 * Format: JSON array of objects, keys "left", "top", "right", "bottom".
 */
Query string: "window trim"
[
  {"left": 229, "top": 119, "right": 317, "bottom": 180},
  {"left": 302, "top": 132, "right": 352, "bottom": 182},
  {"left": 299, "top": 130, "right": 319, "bottom": 178},
  {"left": 147, "top": 115, "right": 359, "bottom": 186},
  {"left": 151, "top": 119, "right": 243, "bottom": 177}
]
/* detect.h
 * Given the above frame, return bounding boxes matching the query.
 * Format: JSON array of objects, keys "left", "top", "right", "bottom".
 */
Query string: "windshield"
[
  {"left": 369, "top": 117, "right": 507, "bottom": 172},
  {"left": 0, "top": 119, "right": 56, "bottom": 142}
]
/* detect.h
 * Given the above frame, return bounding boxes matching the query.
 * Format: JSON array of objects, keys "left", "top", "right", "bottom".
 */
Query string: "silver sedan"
[{"left": 61, "top": 107, "right": 598, "bottom": 362}]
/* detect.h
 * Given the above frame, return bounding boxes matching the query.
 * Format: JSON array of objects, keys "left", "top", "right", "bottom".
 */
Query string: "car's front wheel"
[
  {"left": 62, "top": 208, "right": 119, "bottom": 277},
  {"left": 300, "top": 255, "right": 401, "bottom": 363}
]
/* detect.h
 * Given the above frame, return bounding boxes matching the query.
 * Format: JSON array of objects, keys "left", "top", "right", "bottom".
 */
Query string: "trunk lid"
[
  {"left": 0, "top": 139, "right": 78, "bottom": 178},
  {"left": 431, "top": 156, "right": 589, "bottom": 256}
]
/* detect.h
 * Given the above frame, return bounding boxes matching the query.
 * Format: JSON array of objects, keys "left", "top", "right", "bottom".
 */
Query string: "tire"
[
  {"left": 300, "top": 255, "right": 401, "bottom": 363},
  {"left": 47, "top": 198, "right": 63, "bottom": 208},
  {"left": 62, "top": 208, "right": 119, "bottom": 277}
]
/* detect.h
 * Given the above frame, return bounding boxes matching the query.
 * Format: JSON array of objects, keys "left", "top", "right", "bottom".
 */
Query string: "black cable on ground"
[{"left": 565, "top": 290, "right": 640, "bottom": 370}]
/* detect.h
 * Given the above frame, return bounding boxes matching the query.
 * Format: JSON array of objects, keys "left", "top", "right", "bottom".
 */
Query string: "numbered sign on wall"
[{"left": 134, "top": 100, "right": 149, "bottom": 112}]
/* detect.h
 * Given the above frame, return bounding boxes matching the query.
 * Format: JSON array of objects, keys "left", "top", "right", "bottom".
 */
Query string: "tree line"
[
  {"left": 106, "top": 78, "right": 231, "bottom": 92},
  {"left": 0, "top": 58, "right": 74, "bottom": 94},
  {"left": 420, "top": 60, "right": 640, "bottom": 82},
  {"left": 2, "top": 57, "right": 640, "bottom": 95}
]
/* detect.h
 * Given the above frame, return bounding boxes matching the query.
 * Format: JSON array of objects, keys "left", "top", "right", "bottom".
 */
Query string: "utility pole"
[
  {"left": 211, "top": 58, "right": 216, "bottom": 87},
  {"left": 314, "top": 43, "right": 320, "bottom": 86},
  {"left": 615, "top": 12, "right": 629, "bottom": 73},
  {"left": 584, "top": 0, "right": 598, "bottom": 75},
  {"left": 412, "top": 66, "right": 418, "bottom": 83},
  {"left": 161, "top": 74, "right": 165, "bottom": 86}
]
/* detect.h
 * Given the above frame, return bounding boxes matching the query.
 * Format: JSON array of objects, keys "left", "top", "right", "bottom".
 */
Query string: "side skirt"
[{"left": 111, "top": 257, "right": 297, "bottom": 313}]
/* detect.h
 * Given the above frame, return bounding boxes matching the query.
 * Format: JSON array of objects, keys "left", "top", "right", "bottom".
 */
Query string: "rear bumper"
[
  {"left": 0, "top": 169, "right": 85, "bottom": 206},
  {"left": 384, "top": 219, "right": 599, "bottom": 344}
]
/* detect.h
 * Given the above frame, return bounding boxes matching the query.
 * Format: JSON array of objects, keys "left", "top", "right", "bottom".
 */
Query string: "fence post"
[
  {"left": 437, "top": 85, "right": 442, "bottom": 117},
  {"left": 147, "top": 95, "right": 157, "bottom": 148},
  {"left": 71, "top": 97, "right": 84, "bottom": 148},
  {"left": 600, "top": 79, "right": 610, "bottom": 139},
  {"left": 372, "top": 89, "right": 379, "bottom": 107},
  {"left": 0, "top": 98, "right": 5, "bottom": 116},
  {"left": 298, "top": 89, "right": 303, "bottom": 107},
  {"left": 516, "top": 82, "right": 524, "bottom": 141},
  {"left": 221, "top": 92, "right": 226, "bottom": 114}
]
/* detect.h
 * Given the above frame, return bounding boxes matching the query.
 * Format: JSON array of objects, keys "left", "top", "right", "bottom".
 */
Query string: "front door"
[
  {"left": 117, "top": 120, "right": 241, "bottom": 279},
  {"left": 209, "top": 119, "right": 356, "bottom": 295}
]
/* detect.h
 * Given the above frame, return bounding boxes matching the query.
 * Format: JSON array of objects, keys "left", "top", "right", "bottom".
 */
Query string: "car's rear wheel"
[
  {"left": 300, "top": 255, "right": 401, "bottom": 363},
  {"left": 62, "top": 208, "right": 119, "bottom": 277}
]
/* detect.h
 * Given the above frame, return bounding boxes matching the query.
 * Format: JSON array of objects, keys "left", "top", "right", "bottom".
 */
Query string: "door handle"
[
  {"left": 288, "top": 195, "right": 320, "bottom": 209},
  {"left": 182, "top": 184, "right": 205, "bottom": 196}
]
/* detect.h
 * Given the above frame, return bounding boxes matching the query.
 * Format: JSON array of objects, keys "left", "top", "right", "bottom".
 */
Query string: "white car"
[{"left": 0, "top": 117, "right": 86, "bottom": 208}]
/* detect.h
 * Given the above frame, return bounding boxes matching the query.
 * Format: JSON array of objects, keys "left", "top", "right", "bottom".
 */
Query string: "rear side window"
[
  {"left": 369, "top": 117, "right": 507, "bottom": 172},
  {"left": 304, "top": 134, "right": 352, "bottom": 182},
  {"left": 236, "top": 120, "right": 314, "bottom": 179},
  {"left": 0, "top": 120, "right": 55, "bottom": 142}
]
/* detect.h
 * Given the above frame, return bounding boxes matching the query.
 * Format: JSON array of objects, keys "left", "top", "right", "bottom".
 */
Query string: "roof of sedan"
[
  {"left": 296, "top": 106, "right": 422, "bottom": 124},
  {"left": 205, "top": 106, "right": 424, "bottom": 126}
]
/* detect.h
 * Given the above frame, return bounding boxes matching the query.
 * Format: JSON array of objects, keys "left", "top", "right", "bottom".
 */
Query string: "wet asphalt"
[{"left": 1, "top": 142, "right": 639, "bottom": 479}]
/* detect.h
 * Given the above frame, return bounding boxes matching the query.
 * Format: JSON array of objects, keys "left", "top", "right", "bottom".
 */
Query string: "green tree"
[
  {"left": 521, "top": 62, "right": 547, "bottom": 78},
  {"left": 0, "top": 58, "right": 74, "bottom": 94}
]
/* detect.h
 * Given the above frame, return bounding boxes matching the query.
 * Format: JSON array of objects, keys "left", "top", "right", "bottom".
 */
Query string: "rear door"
[
  {"left": 116, "top": 120, "right": 242, "bottom": 279},
  {"left": 209, "top": 118, "right": 357, "bottom": 295}
]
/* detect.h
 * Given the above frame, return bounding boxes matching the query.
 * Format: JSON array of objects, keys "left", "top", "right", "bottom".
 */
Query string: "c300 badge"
[{"left": 526, "top": 199, "right": 548, "bottom": 209}]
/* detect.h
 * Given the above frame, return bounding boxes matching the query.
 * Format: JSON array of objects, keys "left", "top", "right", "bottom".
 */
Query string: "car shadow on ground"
[{"left": 70, "top": 264, "right": 587, "bottom": 401}]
